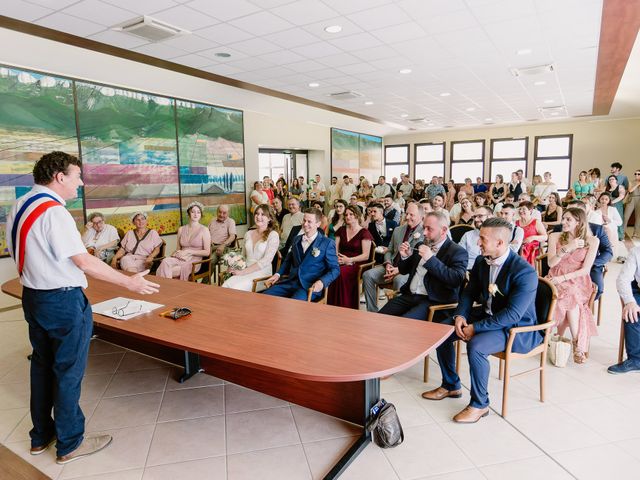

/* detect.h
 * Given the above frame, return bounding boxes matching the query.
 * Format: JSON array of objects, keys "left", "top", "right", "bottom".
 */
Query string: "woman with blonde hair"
[
  {"left": 222, "top": 204, "right": 280, "bottom": 291},
  {"left": 573, "top": 171, "right": 594, "bottom": 199},
  {"left": 547, "top": 208, "right": 599, "bottom": 363},
  {"left": 357, "top": 178, "right": 373, "bottom": 199}
]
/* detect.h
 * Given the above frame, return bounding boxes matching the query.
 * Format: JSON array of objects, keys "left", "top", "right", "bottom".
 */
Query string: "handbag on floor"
[
  {"left": 366, "top": 399, "right": 404, "bottom": 448},
  {"left": 548, "top": 335, "right": 572, "bottom": 367}
]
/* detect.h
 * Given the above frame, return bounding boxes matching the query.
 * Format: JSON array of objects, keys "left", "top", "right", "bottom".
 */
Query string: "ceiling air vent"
[
  {"left": 114, "top": 16, "right": 187, "bottom": 42},
  {"left": 539, "top": 105, "right": 567, "bottom": 118},
  {"left": 408, "top": 117, "right": 427, "bottom": 123},
  {"left": 328, "top": 91, "right": 363, "bottom": 100},
  {"left": 510, "top": 63, "right": 555, "bottom": 77}
]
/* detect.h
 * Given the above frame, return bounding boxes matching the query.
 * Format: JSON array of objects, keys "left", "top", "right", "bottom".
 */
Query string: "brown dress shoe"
[
  {"left": 56, "top": 434, "right": 113, "bottom": 465},
  {"left": 453, "top": 405, "right": 489, "bottom": 423},
  {"left": 30, "top": 437, "right": 55, "bottom": 455},
  {"left": 421, "top": 387, "right": 463, "bottom": 401}
]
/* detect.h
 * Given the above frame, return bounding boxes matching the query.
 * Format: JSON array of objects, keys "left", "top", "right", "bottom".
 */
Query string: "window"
[
  {"left": 384, "top": 145, "right": 409, "bottom": 181},
  {"left": 258, "top": 151, "right": 288, "bottom": 183},
  {"left": 490, "top": 138, "right": 528, "bottom": 183},
  {"left": 414, "top": 143, "right": 445, "bottom": 182},
  {"left": 451, "top": 140, "right": 484, "bottom": 183},
  {"left": 534, "top": 135, "right": 572, "bottom": 193}
]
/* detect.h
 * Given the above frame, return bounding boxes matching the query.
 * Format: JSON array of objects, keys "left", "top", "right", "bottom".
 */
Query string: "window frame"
[
  {"left": 450, "top": 139, "right": 485, "bottom": 181},
  {"left": 413, "top": 142, "right": 446, "bottom": 182},
  {"left": 533, "top": 134, "right": 573, "bottom": 192},
  {"left": 489, "top": 137, "right": 529, "bottom": 181},
  {"left": 384, "top": 144, "right": 410, "bottom": 180}
]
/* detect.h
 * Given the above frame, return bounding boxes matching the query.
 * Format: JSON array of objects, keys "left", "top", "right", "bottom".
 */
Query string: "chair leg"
[
  {"left": 619, "top": 317, "right": 626, "bottom": 364},
  {"left": 455, "top": 341, "right": 461, "bottom": 374},
  {"left": 423, "top": 356, "right": 429, "bottom": 383},
  {"left": 501, "top": 358, "right": 511, "bottom": 418},
  {"left": 539, "top": 354, "right": 546, "bottom": 403},
  {"left": 597, "top": 297, "right": 603, "bottom": 326},
  {"left": 498, "top": 358, "right": 504, "bottom": 381}
]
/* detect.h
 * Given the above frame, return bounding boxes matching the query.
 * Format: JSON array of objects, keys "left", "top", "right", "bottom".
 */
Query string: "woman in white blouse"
[
  {"left": 81, "top": 212, "right": 120, "bottom": 264},
  {"left": 589, "top": 192, "right": 622, "bottom": 256}
]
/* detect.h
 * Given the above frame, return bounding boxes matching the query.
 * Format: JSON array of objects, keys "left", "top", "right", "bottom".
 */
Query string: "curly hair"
[
  {"left": 33, "top": 151, "right": 82, "bottom": 185},
  {"left": 253, "top": 204, "right": 280, "bottom": 242},
  {"left": 559, "top": 207, "right": 589, "bottom": 245}
]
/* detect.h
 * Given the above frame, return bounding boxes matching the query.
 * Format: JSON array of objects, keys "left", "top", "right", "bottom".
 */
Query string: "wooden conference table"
[{"left": 3, "top": 276, "right": 452, "bottom": 479}]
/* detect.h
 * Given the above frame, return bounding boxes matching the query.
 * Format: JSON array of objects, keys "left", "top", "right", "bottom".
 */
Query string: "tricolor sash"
[{"left": 10, "top": 193, "right": 62, "bottom": 275}]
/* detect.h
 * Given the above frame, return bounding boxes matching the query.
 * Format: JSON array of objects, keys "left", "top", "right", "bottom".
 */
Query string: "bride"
[{"left": 222, "top": 204, "right": 280, "bottom": 291}]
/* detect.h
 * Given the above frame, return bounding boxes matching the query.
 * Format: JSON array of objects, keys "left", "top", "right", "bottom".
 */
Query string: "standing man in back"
[{"left": 6, "top": 151, "right": 160, "bottom": 465}]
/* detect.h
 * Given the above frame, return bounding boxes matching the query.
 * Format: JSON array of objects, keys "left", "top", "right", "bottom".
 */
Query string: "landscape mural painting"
[
  {"left": 0, "top": 67, "right": 82, "bottom": 256},
  {"left": 331, "top": 128, "right": 382, "bottom": 183},
  {"left": 176, "top": 100, "right": 246, "bottom": 226},
  {"left": 359, "top": 133, "right": 383, "bottom": 183},
  {"left": 0, "top": 64, "right": 247, "bottom": 257}
]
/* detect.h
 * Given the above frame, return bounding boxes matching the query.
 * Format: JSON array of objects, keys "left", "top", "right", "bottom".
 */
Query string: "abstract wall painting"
[{"left": 331, "top": 128, "right": 382, "bottom": 183}]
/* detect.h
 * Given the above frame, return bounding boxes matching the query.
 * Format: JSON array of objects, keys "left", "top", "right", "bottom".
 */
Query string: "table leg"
[
  {"left": 179, "top": 351, "right": 204, "bottom": 383},
  {"left": 323, "top": 377, "right": 380, "bottom": 480}
]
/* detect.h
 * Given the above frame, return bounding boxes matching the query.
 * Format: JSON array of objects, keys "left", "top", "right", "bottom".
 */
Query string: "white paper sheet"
[{"left": 91, "top": 297, "right": 164, "bottom": 320}]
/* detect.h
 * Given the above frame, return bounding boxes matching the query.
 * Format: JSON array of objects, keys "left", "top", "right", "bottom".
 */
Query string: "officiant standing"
[{"left": 6, "top": 151, "right": 159, "bottom": 465}]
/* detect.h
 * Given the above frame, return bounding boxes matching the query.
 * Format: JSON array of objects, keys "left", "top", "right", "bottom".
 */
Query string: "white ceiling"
[{"left": 1, "top": 0, "right": 631, "bottom": 132}]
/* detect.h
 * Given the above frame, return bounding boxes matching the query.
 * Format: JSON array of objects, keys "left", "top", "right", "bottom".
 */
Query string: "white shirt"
[
  {"left": 459, "top": 229, "right": 481, "bottom": 270},
  {"left": 298, "top": 230, "right": 319, "bottom": 253},
  {"left": 450, "top": 203, "right": 462, "bottom": 222},
  {"left": 618, "top": 246, "right": 640, "bottom": 304},
  {"left": 328, "top": 184, "right": 340, "bottom": 205},
  {"left": 81, "top": 223, "right": 119, "bottom": 249},
  {"left": 533, "top": 182, "right": 558, "bottom": 205},
  {"left": 510, "top": 224, "right": 525, "bottom": 253},
  {"left": 589, "top": 207, "right": 623, "bottom": 227},
  {"left": 408, "top": 237, "right": 447, "bottom": 296},
  {"left": 486, "top": 248, "right": 511, "bottom": 314},
  {"left": 314, "top": 181, "right": 326, "bottom": 201},
  {"left": 6, "top": 185, "right": 87, "bottom": 289},
  {"left": 373, "top": 183, "right": 391, "bottom": 199},
  {"left": 341, "top": 183, "right": 357, "bottom": 201},
  {"left": 280, "top": 211, "right": 304, "bottom": 248}
]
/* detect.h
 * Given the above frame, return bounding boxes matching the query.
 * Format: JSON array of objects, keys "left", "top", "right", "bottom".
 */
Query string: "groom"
[
  {"left": 422, "top": 217, "right": 540, "bottom": 423},
  {"left": 263, "top": 208, "right": 340, "bottom": 301}
]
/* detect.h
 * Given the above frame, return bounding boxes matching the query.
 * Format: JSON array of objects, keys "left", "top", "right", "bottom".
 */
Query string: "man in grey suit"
[{"left": 362, "top": 201, "right": 425, "bottom": 312}]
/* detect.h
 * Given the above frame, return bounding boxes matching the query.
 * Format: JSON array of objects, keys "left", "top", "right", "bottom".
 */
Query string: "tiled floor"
[{"left": 1, "top": 241, "right": 640, "bottom": 479}]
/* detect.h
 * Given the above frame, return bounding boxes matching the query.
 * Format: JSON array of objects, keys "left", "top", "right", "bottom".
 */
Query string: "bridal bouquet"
[{"left": 220, "top": 250, "right": 247, "bottom": 282}]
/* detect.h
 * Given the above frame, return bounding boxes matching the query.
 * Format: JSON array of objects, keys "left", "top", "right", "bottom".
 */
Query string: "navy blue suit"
[
  {"left": 552, "top": 222, "right": 612, "bottom": 298},
  {"left": 436, "top": 251, "right": 540, "bottom": 408},
  {"left": 378, "top": 238, "right": 467, "bottom": 320},
  {"left": 368, "top": 219, "right": 398, "bottom": 264},
  {"left": 263, "top": 233, "right": 340, "bottom": 301}
]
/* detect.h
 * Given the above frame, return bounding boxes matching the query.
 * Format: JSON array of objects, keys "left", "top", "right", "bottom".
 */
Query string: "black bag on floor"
[{"left": 365, "top": 399, "right": 404, "bottom": 448}]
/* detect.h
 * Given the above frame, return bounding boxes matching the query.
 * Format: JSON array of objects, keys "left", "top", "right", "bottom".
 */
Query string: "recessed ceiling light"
[
  {"left": 550, "top": 112, "right": 559, "bottom": 116},
  {"left": 485, "top": 117, "right": 493, "bottom": 122},
  {"left": 308, "top": 82, "right": 320, "bottom": 88},
  {"left": 544, "top": 99, "right": 554, "bottom": 104},
  {"left": 324, "top": 25, "right": 342, "bottom": 33},
  {"left": 427, "top": 122, "right": 435, "bottom": 126},
  {"left": 364, "top": 101, "right": 374, "bottom": 105},
  {"left": 440, "top": 92, "right": 451, "bottom": 97},
  {"left": 400, "top": 113, "right": 408, "bottom": 118},
  {"left": 214, "top": 52, "right": 231, "bottom": 58},
  {"left": 465, "top": 107, "right": 476, "bottom": 112},
  {"left": 534, "top": 81, "right": 546, "bottom": 86},
  {"left": 399, "top": 68, "right": 412, "bottom": 74},
  {"left": 517, "top": 48, "right": 532, "bottom": 55}
]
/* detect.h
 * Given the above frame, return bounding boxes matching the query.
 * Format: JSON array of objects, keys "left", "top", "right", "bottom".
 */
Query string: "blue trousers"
[
  {"left": 22, "top": 287, "right": 93, "bottom": 456},
  {"left": 591, "top": 265, "right": 605, "bottom": 300},
  {"left": 263, "top": 280, "right": 322, "bottom": 301},
  {"left": 435, "top": 308, "right": 507, "bottom": 409},
  {"left": 378, "top": 293, "right": 432, "bottom": 321},
  {"left": 623, "top": 282, "right": 640, "bottom": 363}
]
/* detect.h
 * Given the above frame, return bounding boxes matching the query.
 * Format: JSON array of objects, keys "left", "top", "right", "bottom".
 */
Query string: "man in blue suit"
[
  {"left": 552, "top": 199, "right": 612, "bottom": 299},
  {"left": 263, "top": 208, "right": 340, "bottom": 301},
  {"left": 367, "top": 203, "right": 398, "bottom": 265},
  {"left": 422, "top": 217, "right": 540, "bottom": 423}
]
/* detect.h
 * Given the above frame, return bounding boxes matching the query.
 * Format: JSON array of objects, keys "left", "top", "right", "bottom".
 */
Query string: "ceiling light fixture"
[
  {"left": 534, "top": 81, "right": 546, "bottom": 86},
  {"left": 215, "top": 52, "right": 231, "bottom": 58},
  {"left": 364, "top": 101, "right": 374, "bottom": 105},
  {"left": 440, "top": 92, "right": 451, "bottom": 97},
  {"left": 517, "top": 48, "right": 532, "bottom": 55},
  {"left": 324, "top": 25, "right": 342, "bottom": 33},
  {"left": 399, "top": 68, "right": 412, "bottom": 74},
  {"left": 400, "top": 114, "right": 408, "bottom": 118},
  {"left": 465, "top": 107, "right": 476, "bottom": 112},
  {"left": 544, "top": 99, "right": 554, "bottom": 104},
  {"left": 485, "top": 117, "right": 493, "bottom": 122},
  {"left": 308, "top": 82, "right": 320, "bottom": 87}
]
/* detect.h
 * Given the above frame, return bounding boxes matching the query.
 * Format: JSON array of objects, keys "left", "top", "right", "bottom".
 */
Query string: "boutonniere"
[
  {"left": 413, "top": 232, "right": 421, "bottom": 240},
  {"left": 488, "top": 283, "right": 503, "bottom": 297},
  {"left": 311, "top": 247, "right": 320, "bottom": 257}
]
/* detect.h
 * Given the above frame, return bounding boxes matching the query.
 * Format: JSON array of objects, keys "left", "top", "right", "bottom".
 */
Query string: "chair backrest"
[
  {"left": 535, "top": 253, "right": 549, "bottom": 277},
  {"left": 450, "top": 224, "right": 474, "bottom": 243},
  {"left": 535, "top": 276, "right": 558, "bottom": 324},
  {"left": 158, "top": 239, "right": 166, "bottom": 258}
]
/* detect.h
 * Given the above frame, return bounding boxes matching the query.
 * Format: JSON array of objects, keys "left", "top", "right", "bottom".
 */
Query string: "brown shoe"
[
  {"left": 453, "top": 406, "right": 489, "bottom": 423},
  {"left": 30, "top": 437, "right": 55, "bottom": 455},
  {"left": 56, "top": 435, "right": 113, "bottom": 465},
  {"left": 421, "top": 387, "right": 463, "bottom": 401}
]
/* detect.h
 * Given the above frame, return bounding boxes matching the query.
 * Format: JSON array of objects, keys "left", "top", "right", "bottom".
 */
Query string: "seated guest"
[
  {"left": 362, "top": 202, "right": 425, "bottom": 312},
  {"left": 456, "top": 198, "right": 475, "bottom": 225},
  {"left": 311, "top": 201, "right": 329, "bottom": 234},
  {"left": 157, "top": 202, "right": 211, "bottom": 280},
  {"left": 516, "top": 201, "right": 547, "bottom": 265},
  {"left": 517, "top": 193, "right": 542, "bottom": 221},
  {"left": 328, "top": 199, "right": 347, "bottom": 239},
  {"left": 551, "top": 200, "right": 612, "bottom": 301},
  {"left": 378, "top": 211, "right": 467, "bottom": 320},
  {"left": 410, "top": 179, "right": 426, "bottom": 202},
  {"left": 490, "top": 174, "right": 507, "bottom": 206},
  {"left": 474, "top": 177, "right": 488, "bottom": 194},
  {"left": 349, "top": 194, "right": 364, "bottom": 214},
  {"left": 373, "top": 175, "right": 391, "bottom": 199},
  {"left": 207, "top": 204, "right": 237, "bottom": 267},
  {"left": 82, "top": 212, "right": 120, "bottom": 264},
  {"left": 472, "top": 192, "right": 488, "bottom": 209},
  {"left": 546, "top": 208, "right": 599, "bottom": 364},
  {"left": 445, "top": 180, "right": 457, "bottom": 210},
  {"left": 328, "top": 206, "right": 374, "bottom": 309},
  {"left": 460, "top": 178, "right": 475, "bottom": 197},
  {"left": 493, "top": 192, "right": 515, "bottom": 214},
  {"left": 367, "top": 203, "right": 398, "bottom": 264},
  {"left": 263, "top": 208, "right": 340, "bottom": 301},
  {"left": 395, "top": 189, "right": 406, "bottom": 212},
  {"left": 431, "top": 194, "right": 450, "bottom": 224},
  {"left": 110, "top": 212, "right": 162, "bottom": 272},
  {"left": 449, "top": 191, "right": 468, "bottom": 223},
  {"left": 459, "top": 207, "right": 494, "bottom": 270},
  {"left": 589, "top": 192, "right": 622, "bottom": 254},
  {"left": 222, "top": 204, "right": 279, "bottom": 291},
  {"left": 497, "top": 204, "right": 524, "bottom": 253},
  {"left": 273, "top": 196, "right": 288, "bottom": 224},
  {"left": 422, "top": 218, "right": 540, "bottom": 423},
  {"left": 542, "top": 193, "right": 563, "bottom": 230},
  {"left": 383, "top": 194, "right": 401, "bottom": 224},
  {"left": 279, "top": 197, "right": 304, "bottom": 249},
  {"left": 608, "top": 246, "right": 640, "bottom": 374}
]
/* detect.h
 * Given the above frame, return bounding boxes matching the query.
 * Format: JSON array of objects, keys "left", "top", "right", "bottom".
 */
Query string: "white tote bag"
[{"left": 548, "top": 335, "right": 572, "bottom": 368}]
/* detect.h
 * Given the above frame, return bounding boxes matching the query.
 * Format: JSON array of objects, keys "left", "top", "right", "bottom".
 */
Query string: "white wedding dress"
[{"left": 222, "top": 230, "right": 279, "bottom": 292}]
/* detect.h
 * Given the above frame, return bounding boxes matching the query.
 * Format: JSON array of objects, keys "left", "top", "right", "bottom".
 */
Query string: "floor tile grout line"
[
  {"left": 288, "top": 404, "right": 317, "bottom": 479},
  {"left": 222, "top": 382, "right": 228, "bottom": 480},
  {"left": 142, "top": 359, "right": 171, "bottom": 472}
]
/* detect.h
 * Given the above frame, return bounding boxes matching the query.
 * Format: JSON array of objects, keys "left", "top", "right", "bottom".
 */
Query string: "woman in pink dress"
[
  {"left": 111, "top": 212, "right": 163, "bottom": 272},
  {"left": 516, "top": 201, "right": 547, "bottom": 265},
  {"left": 546, "top": 208, "right": 599, "bottom": 363},
  {"left": 328, "top": 206, "right": 373, "bottom": 309},
  {"left": 156, "top": 202, "right": 211, "bottom": 281}
]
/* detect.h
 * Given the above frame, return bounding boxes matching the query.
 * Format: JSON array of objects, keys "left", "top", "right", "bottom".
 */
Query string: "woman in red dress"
[
  {"left": 328, "top": 206, "right": 373, "bottom": 309},
  {"left": 516, "top": 201, "right": 547, "bottom": 265}
]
